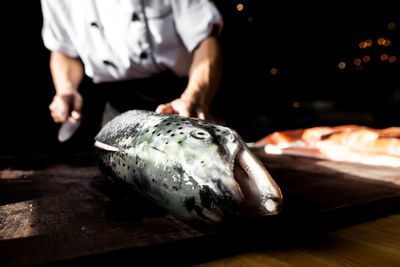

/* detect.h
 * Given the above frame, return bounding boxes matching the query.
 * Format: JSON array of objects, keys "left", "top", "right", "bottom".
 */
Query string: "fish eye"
[{"left": 189, "top": 129, "right": 213, "bottom": 143}]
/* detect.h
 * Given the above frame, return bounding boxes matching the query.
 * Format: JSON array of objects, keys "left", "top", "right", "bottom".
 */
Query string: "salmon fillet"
[{"left": 254, "top": 125, "right": 400, "bottom": 167}]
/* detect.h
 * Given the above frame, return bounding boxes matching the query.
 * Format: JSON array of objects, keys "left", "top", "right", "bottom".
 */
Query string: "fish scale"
[{"left": 94, "top": 110, "right": 282, "bottom": 223}]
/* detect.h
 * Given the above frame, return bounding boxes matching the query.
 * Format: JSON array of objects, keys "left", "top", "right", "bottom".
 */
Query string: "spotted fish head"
[{"left": 94, "top": 110, "right": 282, "bottom": 223}]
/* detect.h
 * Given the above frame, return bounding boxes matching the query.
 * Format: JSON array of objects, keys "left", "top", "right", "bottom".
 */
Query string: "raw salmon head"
[{"left": 94, "top": 110, "right": 282, "bottom": 223}]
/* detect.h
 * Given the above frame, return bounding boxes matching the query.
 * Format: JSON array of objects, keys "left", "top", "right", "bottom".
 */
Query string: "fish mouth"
[{"left": 232, "top": 143, "right": 283, "bottom": 216}]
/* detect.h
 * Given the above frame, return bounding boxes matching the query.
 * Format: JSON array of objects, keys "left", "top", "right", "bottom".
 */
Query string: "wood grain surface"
[
  {"left": 194, "top": 213, "right": 400, "bottom": 267},
  {"left": 0, "top": 152, "right": 399, "bottom": 266}
]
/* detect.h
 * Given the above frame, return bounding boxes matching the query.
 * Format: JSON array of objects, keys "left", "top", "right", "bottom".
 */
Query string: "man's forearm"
[
  {"left": 48, "top": 51, "right": 84, "bottom": 122},
  {"left": 182, "top": 36, "right": 223, "bottom": 108},
  {"left": 50, "top": 51, "right": 84, "bottom": 94}
]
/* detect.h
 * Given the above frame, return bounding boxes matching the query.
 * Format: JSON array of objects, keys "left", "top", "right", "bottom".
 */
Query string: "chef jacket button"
[
  {"left": 90, "top": 22, "right": 99, "bottom": 28},
  {"left": 139, "top": 51, "right": 148, "bottom": 59},
  {"left": 103, "top": 60, "right": 117, "bottom": 69},
  {"left": 132, "top": 12, "right": 140, "bottom": 22}
]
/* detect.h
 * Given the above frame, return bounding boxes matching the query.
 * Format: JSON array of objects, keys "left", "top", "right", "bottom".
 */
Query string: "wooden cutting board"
[{"left": 1, "top": 151, "right": 399, "bottom": 266}]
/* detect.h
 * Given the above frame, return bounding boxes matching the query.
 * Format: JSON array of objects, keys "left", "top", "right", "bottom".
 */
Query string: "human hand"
[
  {"left": 156, "top": 97, "right": 207, "bottom": 120},
  {"left": 49, "top": 91, "right": 83, "bottom": 123}
]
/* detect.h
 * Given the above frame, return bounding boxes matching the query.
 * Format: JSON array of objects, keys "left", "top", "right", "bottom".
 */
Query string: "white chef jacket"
[{"left": 41, "top": 0, "right": 223, "bottom": 83}]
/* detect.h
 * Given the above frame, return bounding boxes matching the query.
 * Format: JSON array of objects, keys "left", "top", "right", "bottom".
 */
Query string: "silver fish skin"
[{"left": 94, "top": 110, "right": 282, "bottom": 223}]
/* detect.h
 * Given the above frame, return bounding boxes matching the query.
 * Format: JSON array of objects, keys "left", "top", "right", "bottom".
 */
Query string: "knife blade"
[{"left": 58, "top": 116, "right": 81, "bottom": 142}]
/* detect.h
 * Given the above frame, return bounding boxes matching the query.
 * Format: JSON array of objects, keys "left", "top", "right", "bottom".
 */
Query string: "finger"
[
  {"left": 49, "top": 101, "right": 55, "bottom": 111},
  {"left": 51, "top": 110, "right": 61, "bottom": 123},
  {"left": 72, "top": 94, "right": 83, "bottom": 120},
  {"left": 156, "top": 104, "right": 175, "bottom": 114},
  {"left": 51, "top": 109, "right": 65, "bottom": 123},
  {"left": 197, "top": 111, "right": 206, "bottom": 120},
  {"left": 49, "top": 99, "right": 62, "bottom": 123},
  {"left": 52, "top": 96, "right": 69, "bottom": 122},
  {"left": 171, "top": 101, "right": 192, "bottom": 118},
  {"left": 58, "top": 104, "right": 69, "bottom": 122},
  {"left": 176, "top": 107, "right": 191, "bottom": 118},
  {"left": 155, "top": 104, "right": 165, "bottom": 113}
]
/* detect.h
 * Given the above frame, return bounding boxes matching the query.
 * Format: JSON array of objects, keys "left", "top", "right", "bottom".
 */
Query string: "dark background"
[{"left": 1, "top": 1, "right": 399, "bottom": 158}]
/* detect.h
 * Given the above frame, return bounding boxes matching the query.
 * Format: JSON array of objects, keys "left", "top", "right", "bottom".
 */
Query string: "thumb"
[{"left": 197, "top": 111, "right": 206, "bottom": 120}]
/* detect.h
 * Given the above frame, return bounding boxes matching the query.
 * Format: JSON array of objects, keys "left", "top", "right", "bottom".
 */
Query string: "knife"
[{"left": 58, "top": 116, "right": 81, "bottom": 142}]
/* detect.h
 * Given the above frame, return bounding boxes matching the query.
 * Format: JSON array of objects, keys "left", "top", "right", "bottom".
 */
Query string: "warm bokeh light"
[
  {"left": 292, "top": 101, "right": 301, "bottom": 108},
  {"left": 236, "top": 3, "right": 244, "bottom": 11},
  {"left": 388, "top": 56, "right": 397, "bottom": 63},
  {"left": 359, "top": 39, "right": 372, "bottom": 49},
  {"left": 338, "top": 61, "right": 346, "bottom": 69},
  {"left": 383, "top": 39, "right": 391, "bottom": 47},
  {"left": 388, "top": 22, "right": 396, "bottom": 30},
  {"left": 377, "top": 38, "right": 385, "bottom": 45},
  {"left": 380, "top": 54, "right": 389, "bottom": 61},
  {"left": 353, "top": 58, "right": 362, "bottom": 66},
  {"left": 270, "top": 67, "right": 278, "bottom": 75},
  {"left": 362, "top": 55, "right": 370, "bottom": 63}
]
